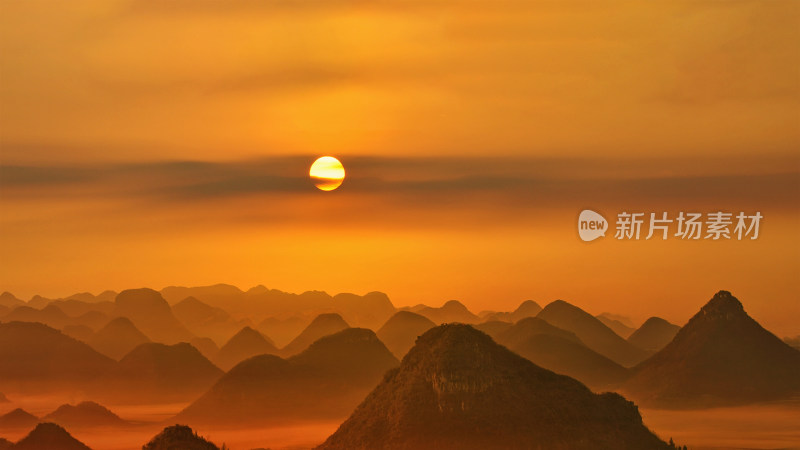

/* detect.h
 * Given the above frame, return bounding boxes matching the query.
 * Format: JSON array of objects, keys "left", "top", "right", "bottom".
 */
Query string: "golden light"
[{"left": 309, "top": 156, "right": 346, "bottom": 191}]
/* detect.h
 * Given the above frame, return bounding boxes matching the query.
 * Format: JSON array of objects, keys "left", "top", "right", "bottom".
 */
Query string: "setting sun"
[{"left": 310, "top": 156, "right": 346, "bottom": 191}]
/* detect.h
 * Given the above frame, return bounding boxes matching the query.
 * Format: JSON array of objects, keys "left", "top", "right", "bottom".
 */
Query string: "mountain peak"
[
  {"left": 701, "top": 290, "right": 745, "bottom": 318},
  {"left": 442, "top": 300, "right": 468, "bottom": 310},
  {"left": 14, "top": 422, "right": 91, "bottom": 450},
  {"left": 143, "top": 424, "right": 220, "bottom": 450}
]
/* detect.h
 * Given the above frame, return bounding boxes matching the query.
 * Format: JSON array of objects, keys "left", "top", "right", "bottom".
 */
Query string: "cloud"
[{"left": 2, "top": 155, "right": 797, "bottom": 214}]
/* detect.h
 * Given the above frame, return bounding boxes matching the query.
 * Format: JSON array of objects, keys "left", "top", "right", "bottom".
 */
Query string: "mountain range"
[
  {"left": 0, "top": 322, "right": 115, "bottom": 393},
  {"left": 92, "top": 342, "right": 223, "bottom": 404},
  {"left": 176, "top": 328, "right": 398, "bottom": 425},
  {"left": 112, "top": 289, "right": 193, "bottom": 344},
  {"left": 536, "top": 300, "right": 651, "bottom": 367},
  {"left": 492, "top": 317, "right": 629, "bottom": 389}
]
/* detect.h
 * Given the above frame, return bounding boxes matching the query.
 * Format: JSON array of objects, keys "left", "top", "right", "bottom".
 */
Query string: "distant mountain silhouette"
[
  {"left": 0, "top": 322, "right": 114, "bottom": 393},
  {"left": 331, "top": 292, "right": 396, "bottom": 330},
  {"left": 42, "top": 401, "right": 126, "bottom": 429},
  {"left": 161, "top": 284, "right": 245, "bottom": 306},
  {"left": 142, "top": 424, "right": 220, "bottom": 450},
  {"left": 0, "top": 409, "right": 38, "bottom": 430},
  {"left": 472, "top": 320, "right": 513, "bottom": 338},
  {"left": 172, "top": 297, "right": 240, "bottom": 345},
  {"left": 495, "top": 318, "right": 629, "bottom": 390},
  {"left": 598, "top": 312, "right": 636, "bottom": 328},
  {"left": 88, "top": 317, "right": 151, "bottom": 360},
  {"left": 377, "top": 311, "right": 436, "bottom": 358},
  {"left": 67, "top": 291, "right": 117, "bottom": 303},
  {"left": 257, "top": 316, "right": 309, "bottom": 348},
  {"left": 537, "top": 300, "right": 650, "bottom": 367},
  {"left": 13, "top": 422, "right": 91, "bottom": 450},
  {"left": 112, "top": 289, "right": 193, "bottom": 344},
  {"left": 623, "top": 291, "right": 800, "bottom": 408},
  {"left": 3, "top": 305, "right": 71, "bottom": 329},
  {"left": 163, "top": 285, "right": 396, "bottom": 330},
  {"left": 416, "top": 300, "right": 479, "bottom": 324},
  {"left": 281, "top": 313, "right": 349, "bottom": 356},
  {"left": 481, "top": 300, "right": 542, "bottom": 323},
  {"left": 0, "top": 292, "right": 24, "bottom": 309},
  {"left": 0, "top": 392, "right": 8, "bottom": 403},
  {"left": 317, "top": 324, "right": 669, "bottom": 450},
  {"left": 94, "top": 342, "right": 223, "bottom": 404},
  {"left": 627, "top": 317, "right": 680, "bottom": 352},
  {"left": 177, "top": 328, "right": 398, "bottom": 425},
  {"left": 596, "top": 315, "right": 636, "bottom": 338},
  {"left": 190, "top": 337, "right": 220, "bottom": 361},
  {"left": 48, "top": 299, "right": 113, "bottom": 318},
  {"left": 69, "top": 311, "right": 110, "bottom": 331},
  {"left": 215, "top": 326, "right": 279, "bottom": 371}
]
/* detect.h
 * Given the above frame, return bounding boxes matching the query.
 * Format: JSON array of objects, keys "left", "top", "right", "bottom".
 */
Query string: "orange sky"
[{"left": 1, "top": 1, "right": 798, "bottom": 335}]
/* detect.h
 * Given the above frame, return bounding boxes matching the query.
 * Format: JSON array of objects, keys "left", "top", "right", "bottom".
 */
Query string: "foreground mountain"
[
  {"left": 42, "top": 401, "right": 126, "bottom": 429},
  {"left": 0, "top": 322, "right": 114, "bottom": 393},
  {"left": 537, "top": 300, "right": 650, "bottom": 367},
  {"left": 415, "top": 300, "right": 479, "bottom": 324},
  {"left": 142, "top": 424, "right": 220, "bottom": 450},
  {"left": 623, "top": 291, "right": 800, "bottom": 408},
  {"left": 215, "top": 326, "right": 279, "bottom": 371},
  {"left": 627, "top": 317, "right": 680, "bottom": 352},
  {"left": 94, "top": 342, "right": 223, "bottom": 404},
  {"left": 112, "top": 288, "right": 193, "bottom": 344},
  {"left": 317, "top": 324, "right": 668, "bottom": 450},
  {"left": 87, "top": 317, "right": 151, "bottom": 360},
  {"left": 177, "top": 328, "right": 399, "bottom": 425},
  {"left": 13, "top": 422, "right": 91, "bottom": 450},
  {"left": 376, "top": 311, "right": 436, "bottom": 358},
  {"left": 281, "top": 313, "right": 349, "bottom": 356},
  {"left": 495, "top": 317, "right": 628, "bottom": 389},
  {"left": 0, "top": 409, "right": 38, "bottom": 430}
]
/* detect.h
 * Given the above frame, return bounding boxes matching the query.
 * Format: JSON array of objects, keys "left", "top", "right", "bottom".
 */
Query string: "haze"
[{"left": 1, "top": 0, "right": 799, "bottom": 336}]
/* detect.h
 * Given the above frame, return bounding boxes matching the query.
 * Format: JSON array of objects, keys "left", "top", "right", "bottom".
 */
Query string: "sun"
[{"left": 309, "top": 156, "right": 345, "bottom": 191}]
